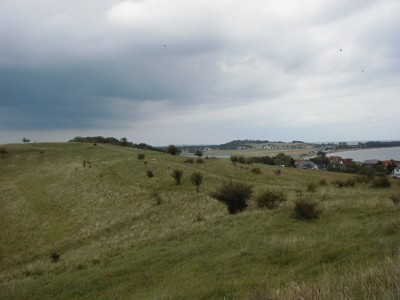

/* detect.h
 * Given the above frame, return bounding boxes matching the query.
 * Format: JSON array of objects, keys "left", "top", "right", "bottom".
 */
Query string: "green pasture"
[{"left": 0, "top": 143, "right": 398, "bottom": 299}]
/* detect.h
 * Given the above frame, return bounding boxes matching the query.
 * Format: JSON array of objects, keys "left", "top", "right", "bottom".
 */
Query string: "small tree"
[
  {"left": 194, "top": 149, "right": 203, "bottom": 157},
  {"left": 22, "top": 137, "right": 30, "bottom": 143},
  {"left": 210, "top": 181, "right": 252, "bottom": 214},
  {"left": 167, "top": 145, "right": 181, "bottom": 155},
  {"left": 190, "top": 172, "right": 203, "bottom": 193},
  {"left": 171, "top": 169, "right": 183, "bottom": 185}
]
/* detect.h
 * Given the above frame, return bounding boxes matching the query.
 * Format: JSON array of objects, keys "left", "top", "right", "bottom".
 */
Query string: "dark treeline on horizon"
[{"left": 69, "top": 136, "right": 164, "bottom": 152}]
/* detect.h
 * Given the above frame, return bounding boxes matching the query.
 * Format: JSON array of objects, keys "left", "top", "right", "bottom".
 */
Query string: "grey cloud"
[{"left": 0, "top": 0, "right": 399, "bottom": 144}]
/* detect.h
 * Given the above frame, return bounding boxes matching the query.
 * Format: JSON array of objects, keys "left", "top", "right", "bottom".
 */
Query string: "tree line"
[{"left": 68, "top": 136, "right": 164, "bottom": 152}]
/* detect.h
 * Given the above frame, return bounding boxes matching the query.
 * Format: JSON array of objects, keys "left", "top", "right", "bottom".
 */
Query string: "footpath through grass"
[{"left": 0, "top": 143, "right": 399, "bottom": 299}]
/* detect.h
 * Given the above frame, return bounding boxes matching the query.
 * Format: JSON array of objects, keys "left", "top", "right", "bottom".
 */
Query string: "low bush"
[
  {"left": 210, "top": 181, "right": 253, "bottom": 214},
  {"left": 333, "top": 178, "right": 356, "bottom": 188},
  {"left": 196, "top": 158, "right": 204, "bottom": 164},
  {"left": 255, "top": 190, "right": 286, "bottom": 209},
  {"left": 231, "top": 155, "right": 249, "bottom": 164},
  {"left": 50, "top": 252, "right": 60, "bottom": 263},
  {"left": 251, "top": 168, "right": 262, "bottom": 174},
  {"left": 146, "top": 170, "right": 154, "bottom": 178},
  {"left": 190, "top": 172, "right": 203, "bottom": 193},
  {"left": 184, "top": 158, "right": 194, "bottom": 163},
  {"left": 137, "top": 153, "right": 145, "bottom": 160},
  {"left": 371, "top": 177, "right": 391, "bottom": 188},
  {"left": 171, "top": 169, "right": 183, "bottom": 185},
  {"left": 319, "top": 179, "right": 327, "bottom": 185},
  {"left": 293, "top": 199, "right": 322, "bottom": 220},
  {"left": 0, "top": 148, "right": 8, "bottom": 155}
]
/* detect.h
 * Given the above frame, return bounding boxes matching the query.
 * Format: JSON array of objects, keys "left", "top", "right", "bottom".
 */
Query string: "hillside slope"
[{"left": 0, "top": 143, "right": 399, "bottom": 299}]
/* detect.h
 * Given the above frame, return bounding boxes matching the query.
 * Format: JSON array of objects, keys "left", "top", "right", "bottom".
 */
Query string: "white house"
[{"left": 393, "top": 166, "right": 400, "bottom": 178}]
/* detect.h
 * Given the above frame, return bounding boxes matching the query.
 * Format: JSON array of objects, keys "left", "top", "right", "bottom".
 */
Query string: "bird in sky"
[{"left": 339, "top": 48, "right": 343, "bottom": 52}]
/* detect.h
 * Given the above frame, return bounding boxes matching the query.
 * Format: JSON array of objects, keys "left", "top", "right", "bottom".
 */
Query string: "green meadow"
[{"left": 0, "top": 143, "right": 399, "bottom": 299}]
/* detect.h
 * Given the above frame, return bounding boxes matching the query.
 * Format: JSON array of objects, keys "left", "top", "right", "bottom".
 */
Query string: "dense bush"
[
  {"left": 210, "top": 181, "right": 253, "bottom": 214},
  {"left": 171, "top": 169, "right": 183, "bottom": 185},
  {"left": 146, "top": 170, "right": 154, "bottom": 178},
  {"left": 0, "top": 148, "right": 8, "bottom": 154},
  {"left": 137, "top": 153, "right": 145, "bottom": 160},
  {"left": 184, "top": 158, "right": 194, "bottom": 163},
  {"left": 293, "top": 199, "right": 322, "bottom": 220},
  {"left": 251, "top": 167, "right": 262, "bottom": 174},
  {"left": 370, "top": 177, "right": 391, "bottom": 188},
  {"left": 319, "top": 179, "right": 327, "bottom": 185},
  {"left": 50, "top": 252, "right": 60, "bottom": 263},
  {"left": 255, "top": 190, "right": 286, "bottom": 209}
]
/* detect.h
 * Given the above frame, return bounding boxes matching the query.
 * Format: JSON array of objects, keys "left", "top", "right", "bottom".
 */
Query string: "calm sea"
[{"left": 327, "top": 147, "right": 400, "bottom": 162}]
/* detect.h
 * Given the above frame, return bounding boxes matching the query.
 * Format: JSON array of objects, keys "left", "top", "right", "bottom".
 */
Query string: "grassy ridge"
[{"left": 0, "top": 143, "right": 399, "bottom": 299}]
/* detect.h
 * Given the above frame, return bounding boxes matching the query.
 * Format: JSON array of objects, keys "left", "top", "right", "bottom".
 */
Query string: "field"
[
  {"left": 204, "top": 148, "right": 320, "bottom": 159},
  {"left": 0, "top": 143, "right": 399, "bottom": 299}
]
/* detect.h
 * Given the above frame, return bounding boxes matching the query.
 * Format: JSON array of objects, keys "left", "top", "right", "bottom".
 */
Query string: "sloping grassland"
[{"left": 0, "top": 143, "right": 399, "bottom": 299}]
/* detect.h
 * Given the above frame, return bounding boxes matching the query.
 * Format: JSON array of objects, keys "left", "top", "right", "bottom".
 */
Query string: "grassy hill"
[{"left": 0, "top": 143, "right": 399, "bottom": 299}]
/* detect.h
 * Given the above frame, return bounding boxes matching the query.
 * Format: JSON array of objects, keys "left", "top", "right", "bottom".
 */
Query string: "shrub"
[
  {"left": 0, "top": 148, "right": 8, "bottom": 154},
  {"left": 371, "top": 177, "right": 391, "bottom": 188},
  {"left": 184, "top": 158, "right": 194, "bottom": 163},
  {"left": 137, "top": 153, "right": 145, "bottom": 160},
  {"left": 146, "top": 170, "right": 154, "bottom": 178},
  {"left": 50, "top": 252, "right": 60, "bottom": 263},
  {"left": 196, "top": 158, "right": 204, "bottom": 164},
  {"left": 171, "top": 169, "right": 183, "bottom": 185},
  {"left": 251, "top": 167, "right": 262, "bottom": 174},
  {"left": 166, "top": 145, "right": 181, "bottom": 155},
  {"left": 210, "top": 181, "right": 253, "bottom": 214},
  {"left": 255, "top": 190, "right": 286, "bottom": 209},
  {"left": 194, "top": 149, "right": 203, "bottom": 157},
  {"left": 190, "top": 172, "right": 203, "bottom": 193},
  {"left": 231, "top": 155, "right": 248, "bottom": 164},
  {"left": 333, "top": 178, "right": 356, "bottom": 188},
  {"left": 293, "top": 199, "right": 322, "bottom": 220},
  {"left": 319, "top": 179, "right": 326, "bottom": 185}
]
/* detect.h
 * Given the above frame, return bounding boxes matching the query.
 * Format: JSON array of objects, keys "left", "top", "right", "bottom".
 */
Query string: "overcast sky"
[{"left": 1, "top": 0, "right": 399, "bottom": 145}]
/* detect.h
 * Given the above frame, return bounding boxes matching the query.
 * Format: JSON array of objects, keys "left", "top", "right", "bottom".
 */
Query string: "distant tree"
[
  {"left": 194, "top": 149, "right": 203, "bottom": 157},
  {"left": 120, "top": 137, "right": 128, "bottom": 146},
  {"left": 190, "top": 172, "right": 203, "bottom": 193},
  {"left": 167, "top": 145, "right": 181, "bottom": 155},
  {"left": 22, "top": 137, "right": 30, "bottom": 143}
]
